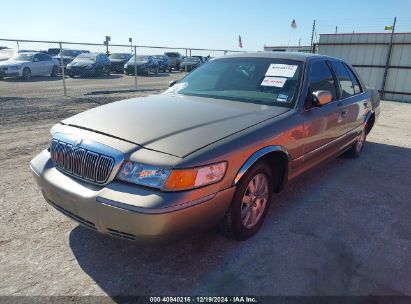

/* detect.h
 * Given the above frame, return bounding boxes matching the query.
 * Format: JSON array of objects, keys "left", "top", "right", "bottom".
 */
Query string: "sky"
[{"left": 1, "top": 0, "right": 411, "bottom": 55}]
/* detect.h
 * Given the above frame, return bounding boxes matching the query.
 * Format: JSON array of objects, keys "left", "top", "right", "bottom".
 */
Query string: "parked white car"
[{"left": 0, "top": 52, "right": 59, "bottom": 80}]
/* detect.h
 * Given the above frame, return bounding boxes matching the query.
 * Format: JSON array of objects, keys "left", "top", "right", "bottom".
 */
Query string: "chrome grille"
[{"left": 50, "top": 139, "right": 114, "bottom": 184}]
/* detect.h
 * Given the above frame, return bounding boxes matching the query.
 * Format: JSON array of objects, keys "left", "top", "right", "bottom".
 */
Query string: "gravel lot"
[{"left": 0, "top": 74, "right": 410, "bottom": 298}]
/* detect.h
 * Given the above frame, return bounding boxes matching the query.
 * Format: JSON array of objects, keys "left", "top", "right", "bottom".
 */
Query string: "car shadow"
[
  {"left": 0, "top": 76, "right": 62, "bottom": 82},
  {"left": 69, "top": 141, "right": 411, "bottom": 296},
  {"left": 70, "top": 74, "right": 123, "bottom": 80}
]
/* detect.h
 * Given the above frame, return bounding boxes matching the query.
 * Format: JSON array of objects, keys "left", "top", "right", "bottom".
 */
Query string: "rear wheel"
[
  {"left": 344, "top": 127, "right": 366, "bottom": 158},
  {"left": 22, "top": 67, "right": 31, "bottom": 80},
  {"left": 220, "top": 161, "right": 273, "bottom": 240}
]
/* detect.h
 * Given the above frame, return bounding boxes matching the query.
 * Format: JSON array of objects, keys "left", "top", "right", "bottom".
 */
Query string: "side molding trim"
[{"left": 233, "top": 146, "right": 290, "bottom": 185}]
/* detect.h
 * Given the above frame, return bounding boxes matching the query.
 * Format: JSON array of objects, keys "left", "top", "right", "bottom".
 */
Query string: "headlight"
[
  {"left": 117, "top": 161, "right": 227, "bottom": 191},
  {"left": 117, "top": 162, "right": 171, "bottom": 188}
]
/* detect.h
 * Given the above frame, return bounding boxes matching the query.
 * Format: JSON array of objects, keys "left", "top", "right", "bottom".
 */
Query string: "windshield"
[
  {"left": 165, "top": 57, "right": 303, "bottom": 108},
  {"left": 60, "top": 50, "right": 86, "bottom": 57},
  {"left": 184, "top": 57, "right": 200, "bottom": 63},
  {"left": 130, "top": 55, "right": 149, "bottom": 62},
  {"left": 110, "top": 53, "right": 130, "bottom": 60},
  {"left": 11, "top": 53, "right": 33, "bottom": 61},
  {"left": 75, "top": 54, "right": 96, "bottom": 61}
]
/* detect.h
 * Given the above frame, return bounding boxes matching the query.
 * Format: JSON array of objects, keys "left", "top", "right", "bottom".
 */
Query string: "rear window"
[
  {"left": 330, "top": 61, "right": 356, "bottom": 98},
  {"left": 165, "top": 52, "right": 179, "bottom": 57}
]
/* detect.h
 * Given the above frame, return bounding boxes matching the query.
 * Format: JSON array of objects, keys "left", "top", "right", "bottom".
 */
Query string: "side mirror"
[
  {"left": 169, "top": 80, "right": 177, "bottom": 87},
  {"left": 312, "top": 90, "right": 332, "bottom": 106}
]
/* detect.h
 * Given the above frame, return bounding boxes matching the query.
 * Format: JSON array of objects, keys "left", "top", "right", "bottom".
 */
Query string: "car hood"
[
  {"left": 62, "top": 94, "right": 290, "bottom": 157},
  {"left": 68, "top": 60, "right": 94, "bottom": 67},
  {"left": 54, "top": 55, "right": 72, "bottom": 59},
  {"left": 0, "top": 60, "right": 25, "bottom": 66}
]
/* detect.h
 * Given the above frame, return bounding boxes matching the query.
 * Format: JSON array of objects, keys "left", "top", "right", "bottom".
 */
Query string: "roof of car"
[{"left": 223, "top": 51, "right": 327, "bottom": 61}]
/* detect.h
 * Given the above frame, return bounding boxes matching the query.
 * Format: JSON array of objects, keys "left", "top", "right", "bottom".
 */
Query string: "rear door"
[
  {"left": 40, "top": 53, "right": 54, "bottom": 75},
  {"left": 329, "top": 60, "right": 368, "bottom": 144},
  {"left": 302, "top": 59, "right": 344, "bottom": 164}
]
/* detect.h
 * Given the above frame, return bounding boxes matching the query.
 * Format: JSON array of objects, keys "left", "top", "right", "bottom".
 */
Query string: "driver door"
[
  {"left": 30, "top": 54, "right": 43, "bottom": 76},
  {"left": 302, "top": 59, "right": 345, "bottom": 166}
]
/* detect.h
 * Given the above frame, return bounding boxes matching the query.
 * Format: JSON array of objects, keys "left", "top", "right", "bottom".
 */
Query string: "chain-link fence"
[{"left": 0, "top": 38, "right": 245, "bottom": 99}]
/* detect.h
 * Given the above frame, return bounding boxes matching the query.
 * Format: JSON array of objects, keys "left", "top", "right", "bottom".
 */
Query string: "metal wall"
[{"left": 317, "top": 33, "right": 411, "bottom": 102}]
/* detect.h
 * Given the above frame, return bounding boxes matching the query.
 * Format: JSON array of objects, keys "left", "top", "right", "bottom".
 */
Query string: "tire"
[
  {"left": 344, "top": 127, "right": 366, "bottom": 158},
  {"left": 169, "top": 68, "right": 172, "bottom": 73},
  {"left": 22, "top": 67, "right": 31, "bottom": 80},
  {"left": 50, "top": 65, "right": 58, "bottom": 77},
  {"left": 155, "top": 67, "right": 159, "bottom": 75},
  {"left": 68, "top": 73, "right": 75, "bottom": 78},
  {"left": 220, "top": 161, "right": 273, "bottom": 240}
]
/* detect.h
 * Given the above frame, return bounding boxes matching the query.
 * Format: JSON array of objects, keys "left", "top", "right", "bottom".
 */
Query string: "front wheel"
[
  {"left": 50, "top": 65, "right": 58, "bottom": 77},
  {"left": 22, "top": 67, "right": 31, "bottom": 80},
  {"left": 344, "top": 127, "right": 366, "bottom": 158},
  {"left": 220, "top": 161, "right": 273, "bottom": 240}
]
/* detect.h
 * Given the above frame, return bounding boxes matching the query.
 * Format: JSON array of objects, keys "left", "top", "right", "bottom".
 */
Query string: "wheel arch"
[
  {"left": 364, "top": 111, "right": 375, "bottom": 135},
  {"left": 233, "top": 146, "right": 290, "bottom": 193}
]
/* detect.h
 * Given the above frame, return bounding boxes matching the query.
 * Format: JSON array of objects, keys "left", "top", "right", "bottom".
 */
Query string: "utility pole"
[
  {"left": 310, "top": 19, "right": 316, "bottom": 53},
  {"left": 134, "top": 45, "right": 137, "bottom": 90},
  {"left": 129, "top": 38, "right": 133, "bottom": 54},
  {"left": 335, "top": 26, "right": 338, "bottom": 34},
  {"left": 381, "top": 16, "right": 397, "bottom": 99},
  {"left": 105, "top": 36, "right": 111, "bottom": 56},
  {"left": 59, "top": 42, "right": 67, "bottom": 97},
  {"left": 298, "top": 38, "right": 301, "bottom": 47}
]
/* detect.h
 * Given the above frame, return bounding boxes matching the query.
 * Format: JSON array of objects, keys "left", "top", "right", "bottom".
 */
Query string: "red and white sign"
[{"left": 261, "top": 76, "right": 286, "bottom": 87}]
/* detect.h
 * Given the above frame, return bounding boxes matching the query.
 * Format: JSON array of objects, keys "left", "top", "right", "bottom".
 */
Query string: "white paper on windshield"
[
  {"left": 265, "top": 64, "right": 297, "bottom": 78},
  {"left": 260, "top": 76, "right": 286, "bottom": 87}
]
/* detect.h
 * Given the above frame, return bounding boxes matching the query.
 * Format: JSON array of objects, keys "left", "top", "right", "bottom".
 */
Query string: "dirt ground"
[{"left": 0, "top": 74, "right": 410, "bottom": 298}]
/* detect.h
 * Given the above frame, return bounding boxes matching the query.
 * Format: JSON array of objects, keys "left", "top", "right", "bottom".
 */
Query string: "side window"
[
  {"left": 330, "top": 61, "right": 355, "bottom": 98},
  {"left": 308, "top": 60, "right": 337, "bottom": 100},
  {"left": 33, "top": 54, "right": 41, "bottom": 62},
  {"left": 344, "top": 64, "right": 362, "bottom": 94},
  {"left": 40, "top": 54, "right": 51, "bottom": 61}
]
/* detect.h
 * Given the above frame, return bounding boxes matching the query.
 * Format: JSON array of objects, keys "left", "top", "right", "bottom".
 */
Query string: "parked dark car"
[
  {"left": 109, "top": 53, "right": 132, "bottom": 73},
  {"left": 66, "top": 52, "right": 111, "bottom": 77},
  {"left": 46, "top": 48, "right": 61, "bottom": 57},
  {"left": 53, "top": 49, "right": 90, "bottom": 68},
  {"left": 180, "top": 56, "right": 202, "bottom": 72},
  {"left": 164, "top": 52, "right": 183, "bottom": 71},
  {"left": 124, "top": 55, "right": 159, "bottom": 75},
  {"left": 193, "top": 55, "right": 208, "bottom": 63},
  {"left": 153, "top": 55, "right": 172, "bottom": 73},
  {"left": 30, "top": 52, "right": 380, "bottom": 242}
]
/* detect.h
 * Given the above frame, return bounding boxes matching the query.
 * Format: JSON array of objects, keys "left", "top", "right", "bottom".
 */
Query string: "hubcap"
[
  {"left": 356, "top": 129, "right": 366, "bottom": 152},
  {"left": 241, "top": 173, "right": 269, "bottom": 229}
]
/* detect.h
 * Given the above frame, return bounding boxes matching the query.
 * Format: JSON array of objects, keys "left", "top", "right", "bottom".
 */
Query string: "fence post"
[
  {"left": 185, "top": 49, "right": 188, "bottom": 73},
  {"left": 381, "top": 17, "right": 397, "bottom": 99},
  {"left": 134, "top": 45, "right": 137, "bottom": 90},
  {"left": 59, "top": 42, "right": 67, "bottom": 97}
]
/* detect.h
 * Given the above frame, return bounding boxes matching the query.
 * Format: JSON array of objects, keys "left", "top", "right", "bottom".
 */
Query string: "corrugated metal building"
[
  {"left": 318, "top": 33, "right": 411, "bottom": 102},
  {"left": 264, "top": 45, "right": 312, "bottom": 53}
]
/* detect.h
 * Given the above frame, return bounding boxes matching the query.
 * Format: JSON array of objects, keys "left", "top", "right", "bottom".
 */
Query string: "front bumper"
[
  {"left": 66, "top": 67, "right": 96, "bottom": 76},
  {"left": 30, "top": 150, "right": 235, "bottom": 243},
  {"left": 0, "top": 68, "right": 22, "bottom": 77}
]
